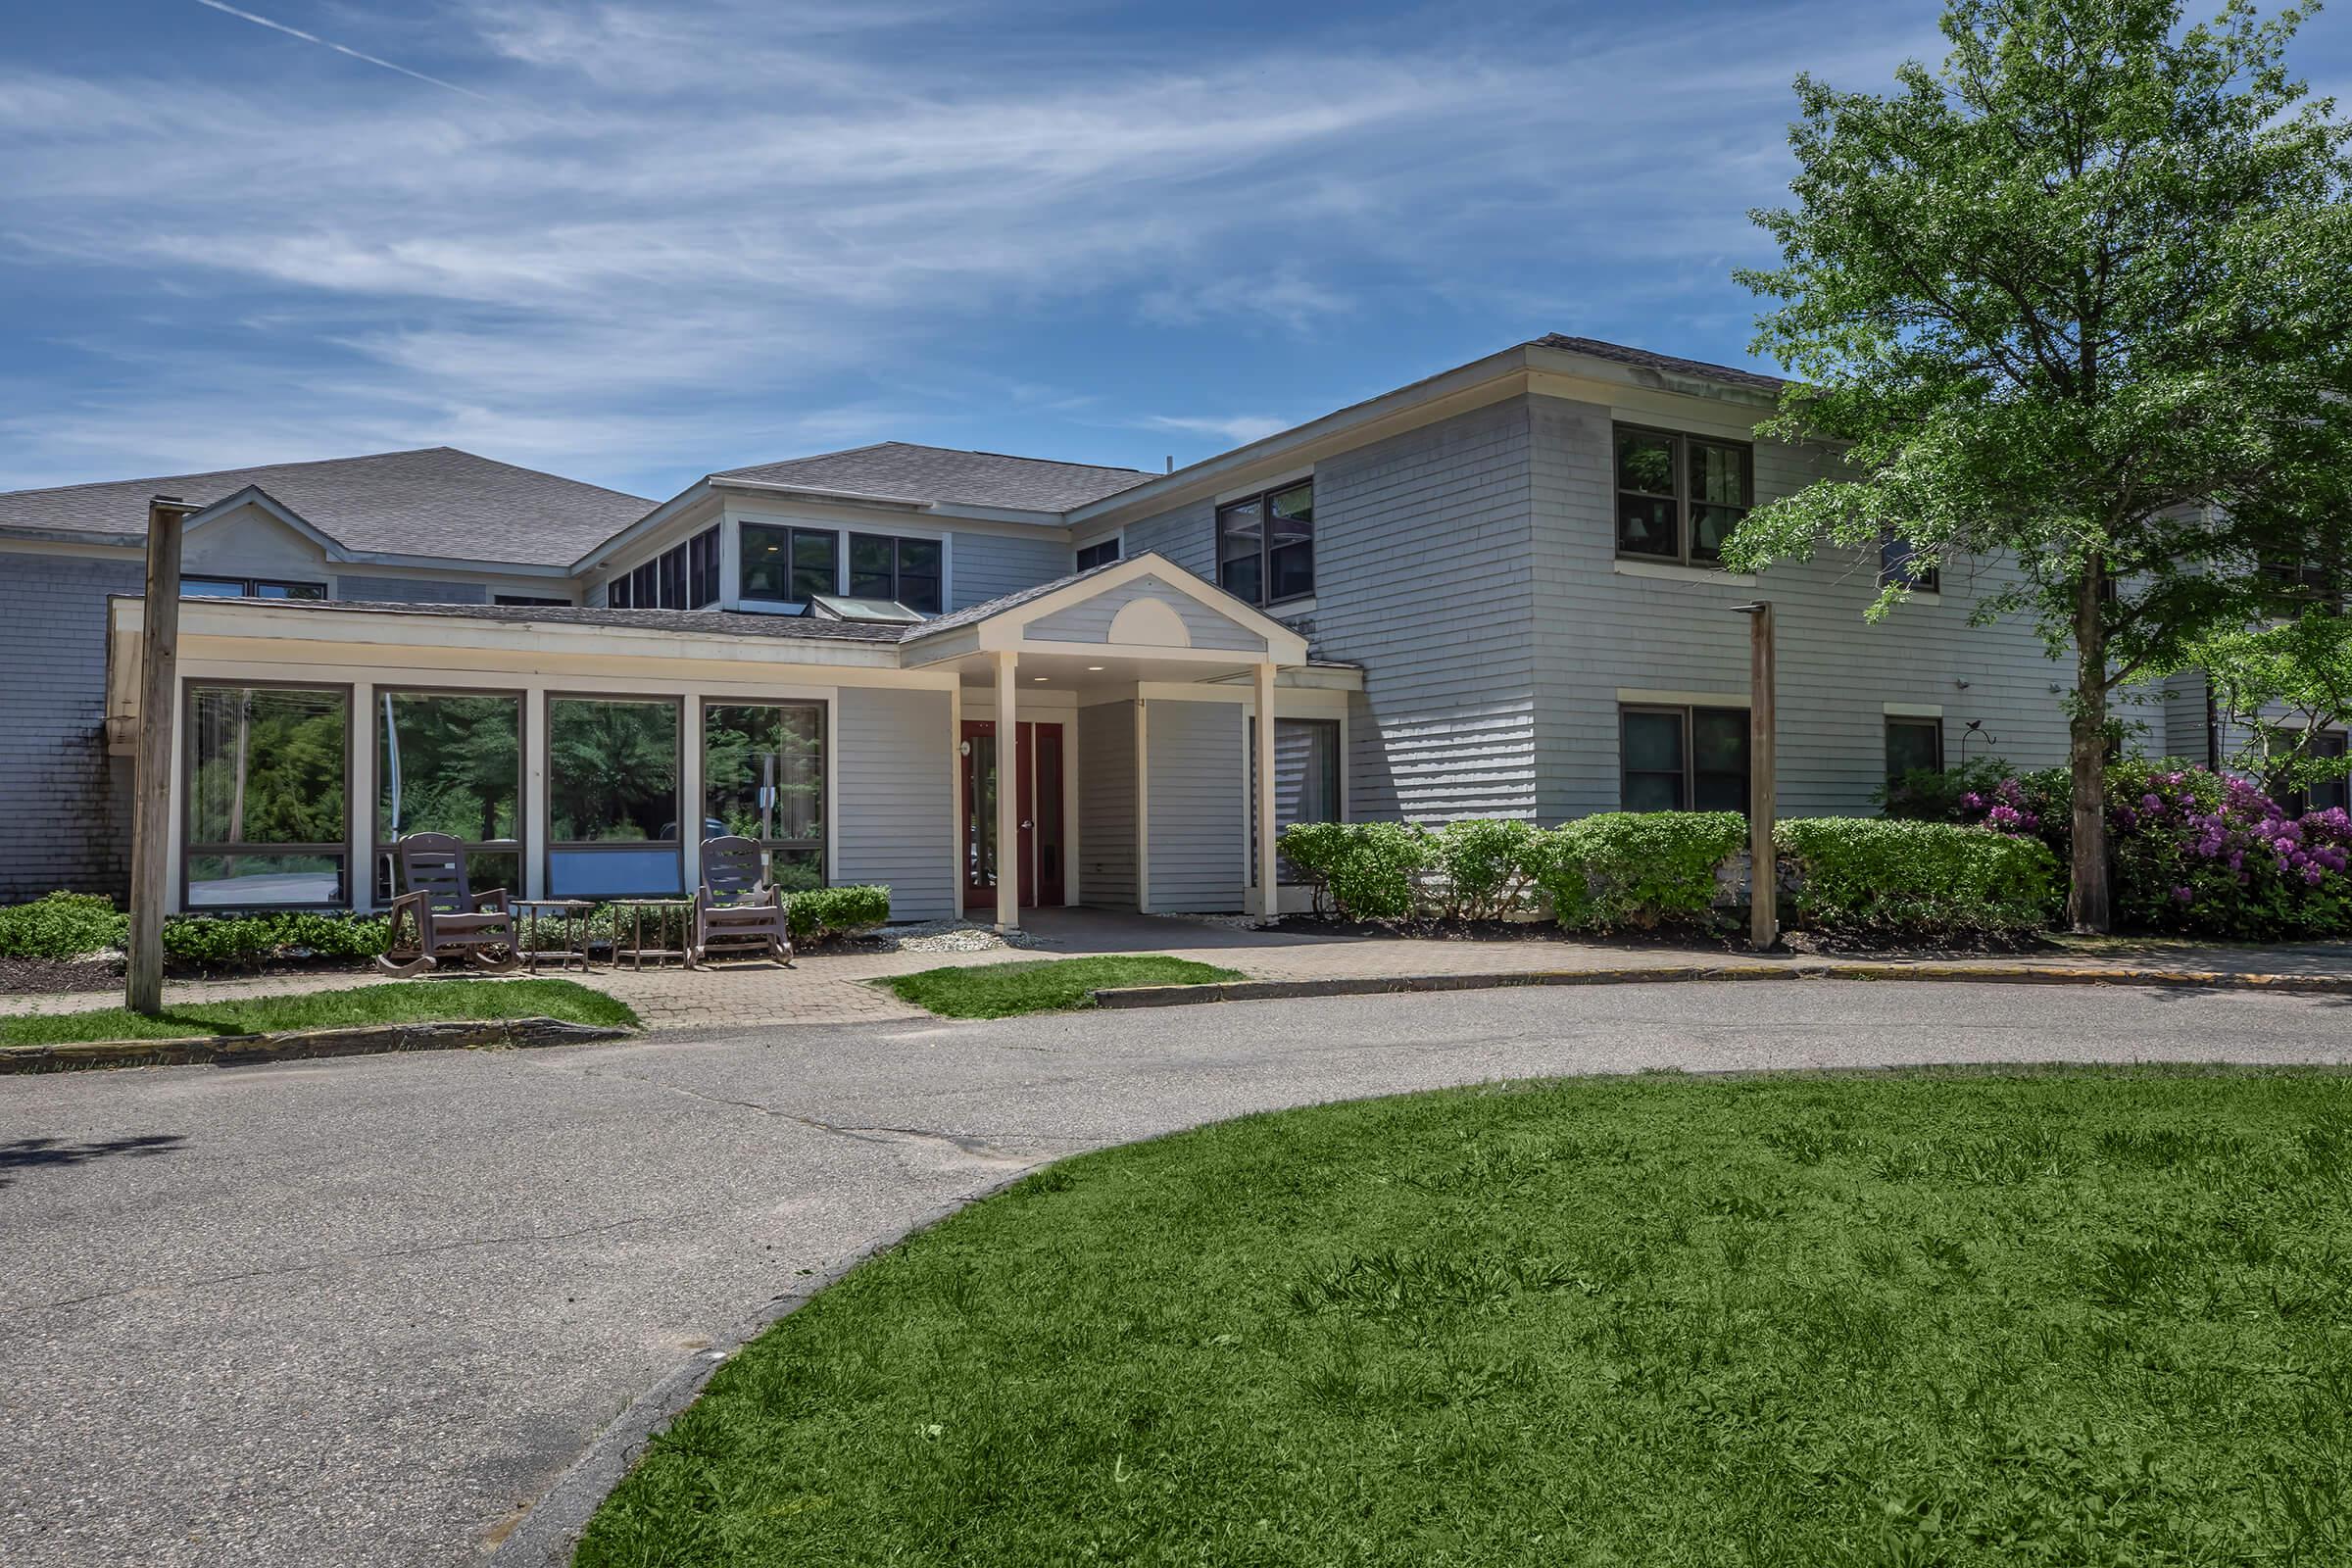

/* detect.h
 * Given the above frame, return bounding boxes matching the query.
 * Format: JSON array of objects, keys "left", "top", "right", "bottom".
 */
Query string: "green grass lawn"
[
  {"left": 0, "top": 978, "right": 637, "bottom": 1046},
  {"left": 876, "top": 955, "right": 1244, "bottom": 1018},
  {"left": 579, "top": 1066, "right": 2352, "bottom": 1566}
]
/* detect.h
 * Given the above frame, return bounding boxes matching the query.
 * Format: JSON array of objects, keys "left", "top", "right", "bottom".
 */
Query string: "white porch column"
[
  {"left": 994, "top": 650, "right": 1019, "bottom": 930},
  {"left": 349, "top": 680, "right": 374, "bottom": 913},
  {"left": 1253, "top": 662, "right": 1279, "bottom": 920},
  {"left": 949, "top": 683, "right": 965, "bottom": 920},
  {"left": 523, "top": 688, "right": 548, "bottom": 900},
  {"left": 681, "top": 694, "right": 704, "bottom": 897}
]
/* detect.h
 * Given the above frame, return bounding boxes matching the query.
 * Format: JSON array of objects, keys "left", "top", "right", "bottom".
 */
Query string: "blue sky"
[{"left": 6, "top": 1, "right": 2348, "bottom": 502}]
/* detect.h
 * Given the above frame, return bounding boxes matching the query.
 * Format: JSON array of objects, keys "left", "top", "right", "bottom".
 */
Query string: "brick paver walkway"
[{"left": 8, "top": 912, "right": 2350, "bottom": 1031}]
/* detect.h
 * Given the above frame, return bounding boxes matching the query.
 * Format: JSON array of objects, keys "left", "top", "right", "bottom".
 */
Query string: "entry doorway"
[{"left": 961, "top": 719, "right": 1064, "bottom": 909}]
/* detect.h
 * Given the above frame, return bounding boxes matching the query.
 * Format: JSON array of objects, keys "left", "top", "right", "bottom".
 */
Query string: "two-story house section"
[{"left": 4, "top": 335, "right": 2271, "bottom": 922}]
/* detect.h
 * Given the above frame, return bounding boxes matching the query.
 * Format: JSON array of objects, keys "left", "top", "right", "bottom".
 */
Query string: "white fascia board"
[
  {"left": 570, "top": 480, "right": 717, "bottom": 573},
  {"left": 1063, "top": 345, "right": 1535, "bottom": 527}
]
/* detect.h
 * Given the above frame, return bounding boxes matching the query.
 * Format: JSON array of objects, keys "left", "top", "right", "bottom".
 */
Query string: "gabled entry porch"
[{"left": 901, "top": 554, "right": 1335, "bottom": 930}]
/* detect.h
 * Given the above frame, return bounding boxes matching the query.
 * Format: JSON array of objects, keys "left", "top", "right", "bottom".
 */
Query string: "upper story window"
[
  {"left": 1075, "top": 538, "right": 1121, "bottom": 572},
  {"left": 740, "top": 523, "right": 838, "bottom": 605},
  {"left": 1879, "top": 535, "right": 1940, "bottom": 593},
  {"left": 848, "top": 533, "right": 944, "bottom": 614},
  {"left": 183, "top": 575, "right": 325, "bottom": 600},
  {"left": 1217, "top": 479, "right": 1313, "bottom": 606},
  {"left": 1615, "top": 425, "right": 1750, "bottom": 567},
  {"left": 608, "top": 525, "right": 718, "bottom": 610}
]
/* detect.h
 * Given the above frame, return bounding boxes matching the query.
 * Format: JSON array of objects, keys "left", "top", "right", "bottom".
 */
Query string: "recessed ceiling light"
[
  {"left": 1032, "top": 676, "right": 1049, "bottom": 682},
  {"left": 1086, "top": 665, "right": 1105, "bottom": 671}
]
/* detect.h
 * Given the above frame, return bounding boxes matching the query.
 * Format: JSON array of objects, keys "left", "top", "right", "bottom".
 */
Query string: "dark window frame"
[
  {"left": 1885, "top": 714, "right": 1945, "bottom": 782},
  {"left": 1215, "top": 478, "right": 1315, "bottom": 607},
  {"left": 370, "top": 685, "right": 527, "bottom": 903},
  {"left": 542, "top": 691, "right": 686, "bottom": 898},
  {"left": 1878, "top": 535, "right": 1941, "bottom": 594},
  {"left": 846, "top": 532, "right": 945, "bottom": 614},
  {"left": 1613, "top": 423, "right": 1753, "bottom": 568},
  {"left": 1619, "top": 703, "right": 1752, "bottom": 814},
  {"left": 1249, "top": 715, "right": 1345, "bottom": 885},
  {"left": 607, "top": 525, "right": 719, "bottom": 611},
  {"left": 739, "top": 522, "right": 844, "bottom": 607},
  {"left": 1075, "top": 537, "right": 1121, "bottom": 572},
  {"left": 701, "top": 699, "right": 830, "bottom": 888},
  {"left": 180, "top": 677, "right": 354, "bottom": 910},
  {"left": 181, "top": 574, "right": 328, "bottom": 599},
  {"left": 2279, "top": 729, "right": 2350, "bottom": 816}
]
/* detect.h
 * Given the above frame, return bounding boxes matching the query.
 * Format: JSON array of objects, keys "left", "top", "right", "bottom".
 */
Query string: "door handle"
[{"left": 1021, "top": 819, "right": 1033, "bottom": 830}]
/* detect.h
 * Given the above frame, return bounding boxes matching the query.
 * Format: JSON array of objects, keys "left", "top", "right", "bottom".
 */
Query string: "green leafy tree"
[
  {"left": 1728, "top": 0, "right": 2352, "bottom": 929},
  {"left": 2182, "top": 610, "right": 2352, "bottom": 796}
]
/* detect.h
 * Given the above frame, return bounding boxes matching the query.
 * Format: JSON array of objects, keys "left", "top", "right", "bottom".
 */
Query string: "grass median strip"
[
  {"left": 877, "top": 956, "right": 1245, "bottom": 1019},
  {"left": 0, "top": 978, "right": 637, "bottom": 1046},
  {"left": 579, "top": 1065, "right": 2352, "bottom": 1565}
]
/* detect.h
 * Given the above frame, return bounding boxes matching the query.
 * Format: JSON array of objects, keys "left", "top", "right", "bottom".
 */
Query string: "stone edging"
[
  {"left": 1093, "top": 963, "right": 2352, "bottom": 1008},
  {"left": 0, "top": 1016, "right": 636, "bottom": 1074}
]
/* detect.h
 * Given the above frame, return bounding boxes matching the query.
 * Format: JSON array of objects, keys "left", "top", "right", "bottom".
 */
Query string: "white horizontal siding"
[
  {"left": 1145, "top": 700, "right": 1244, "bottom": 911},
  {"left": 833, "top": 688, "right": 955, "bottom": 919}
]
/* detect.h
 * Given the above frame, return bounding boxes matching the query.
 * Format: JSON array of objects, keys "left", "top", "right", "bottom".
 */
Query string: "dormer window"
[{"left": 1615, "top": 425, "right": 1750, "bottom": 567}]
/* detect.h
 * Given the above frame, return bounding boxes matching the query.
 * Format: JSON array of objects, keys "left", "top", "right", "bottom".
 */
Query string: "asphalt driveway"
[{"left": 5, "top": 980, "right": 2350, "bottom": 1567}]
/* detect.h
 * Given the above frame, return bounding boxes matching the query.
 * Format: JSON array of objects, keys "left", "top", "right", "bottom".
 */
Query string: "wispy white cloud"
[
  {"left": 0, "top": 0, "right": 1953, "bottom": 490},
  {"left": 191, "top": 0, "right": 494, "bottom": 101},
  {"left": 1138, "top": 413, "right": 1294, "bottom": 447}
]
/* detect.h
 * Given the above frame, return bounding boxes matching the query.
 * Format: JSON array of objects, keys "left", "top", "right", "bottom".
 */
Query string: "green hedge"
[
  {"left": 1541, "top": 812, "right": 1750, "bottom": 933},
  {"left": 0, "top": 892, "right": 129, "bottom": 959},
  {"left": 162, "top": 910, "right": 391, "bottom": 967},
  {"left": 1775, "top": 818, "right": 2060, "bottom": 939},
  {"left": 790, "top": 884, "right": 891, "bottom": 941},
  {"left": 1276, "top": 821, "right": 1438, "bottom": 920}
]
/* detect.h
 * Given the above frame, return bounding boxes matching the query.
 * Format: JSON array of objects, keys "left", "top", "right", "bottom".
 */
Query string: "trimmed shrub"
[
  {"left": 1909, "top": 758, "right": 2352, "bottom": 939},
  {"left": 0, "top": 892, "right": 129, "bottom": 959},
  {"left": 1775, "top": 818, "right": 2059, "bottom": 939},
  {"left": 790, "top": 885, "right": 891, "bottom": 942},
  {"left": 1430, "top": 819, "right": 1546, "bottom": 920},
  {"left": 1276, "top": 821, "right": 1437, "bottom": 921},
  {"left": 1539, "top": 812, "right": 1749, "bottom": 932},
  {"left": 160, "top": 909, "right": 390, "bottom": 967}
]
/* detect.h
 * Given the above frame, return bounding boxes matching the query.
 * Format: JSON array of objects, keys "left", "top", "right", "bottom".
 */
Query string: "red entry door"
[{"left": 962, "top": 720, "right": 1064, "bottom": 908}]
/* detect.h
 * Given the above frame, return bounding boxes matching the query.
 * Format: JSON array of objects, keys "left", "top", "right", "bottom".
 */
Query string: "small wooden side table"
[
  {"left": 514, "top": 899, "right": 594, "bottom": 972},
  {"left": 612, "top": 898, "right": 697, "bottom": 970}
]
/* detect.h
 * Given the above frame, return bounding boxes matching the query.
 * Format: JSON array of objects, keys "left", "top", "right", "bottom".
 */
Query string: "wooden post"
[
  {"left": 1254, "top": 662, "right": 1279, "bottom": 921},
  {"left": 994, "top": 650, "right": 1019, "bottom": 931},
  {"left": 127, "top": 496, "right": 197, "bottom": 1014},
  {"left": 1742, "top": 601, "right": 1779, "bottom": 952}
]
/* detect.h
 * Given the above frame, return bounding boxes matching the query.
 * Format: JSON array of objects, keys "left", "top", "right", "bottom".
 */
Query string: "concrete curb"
[
  {"left": 489, "top": 1167, "right": 1038, "bottom": 1566},
  {"left": 1093, "top": 963, "right": 2352, "bottom": 1009},
  {"left": 0, "top": 1016, "right": 636, "bottom": 1074}
]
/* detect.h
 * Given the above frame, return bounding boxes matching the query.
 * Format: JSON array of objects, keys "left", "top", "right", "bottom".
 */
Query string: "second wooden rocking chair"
[
  {"left": 693, "top": 836, "right": 794, "bottom": 966},
  {"left": 376, "top": 832, "right": 521, "bottom": 976}
]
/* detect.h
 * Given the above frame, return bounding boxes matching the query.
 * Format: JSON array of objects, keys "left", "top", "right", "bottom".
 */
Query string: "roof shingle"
[
  {"left": 0, "top": 447, "right": 652, "bottom": 567},
  {"left": 714, "top": 442, "right": 1152, "bottom": 513}
]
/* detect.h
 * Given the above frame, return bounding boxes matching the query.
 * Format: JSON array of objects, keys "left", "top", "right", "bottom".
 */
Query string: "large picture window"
[
  {"left": 546, "top": 696, "right": 682, "bottom": 896},
  {"left": 704, "top": 703, "right": 826, "bottom": 891},
  {"left": 183, "top": 682, "right": 349, "bottom": 906},
  {"left": 1615, "top": 425, "right": 1751, "bottom": 566},
  {"left": 374, "top": 691, "right": 522, "bottom": 900},
  {"left": 847, "top": 534, "right": 944, "bottom": 614},
  {"left": 1216, "top": 480, "right": 1313, "bottom": 606},
  {"left": 741, "top": 523, "right": 840, "bottom": 605},
  {"left": 1621, "top": 705, "right": 1749, "bottom": 813}
]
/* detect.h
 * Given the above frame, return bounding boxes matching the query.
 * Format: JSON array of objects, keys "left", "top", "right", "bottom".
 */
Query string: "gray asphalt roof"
[
  {"left": 714, "top": 442, "right": 1152, "bottom": 513},
  {"left": 171, "top": 597, "right": 908, "bottom": 644},
  {"left": 0, "top": 447, "right": 652, "bottom": 567},
  {"left": 903, "top": 556, "right": 1127, "bottom": 640},
  {"left": 1532, "top": 335, "right": 1788, "bottom": 395}
]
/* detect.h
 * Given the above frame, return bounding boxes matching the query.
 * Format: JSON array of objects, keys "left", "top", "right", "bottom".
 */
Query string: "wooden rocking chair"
[
  {"left": 376, "top": 832, "right": 521, "bottom": 976},
  {"left": 693, "top": 836, "right": 794, "bottom": 966}
]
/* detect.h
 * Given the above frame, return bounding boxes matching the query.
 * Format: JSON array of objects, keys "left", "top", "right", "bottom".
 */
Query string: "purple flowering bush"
[{"left": 1936, "top": 760, "right": 2352, "bottom": 939}]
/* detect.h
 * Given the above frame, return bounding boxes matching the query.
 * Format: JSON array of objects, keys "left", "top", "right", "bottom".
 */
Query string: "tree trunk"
[{"left": 2068, "top": 560, "right": 2112, "bottom": 933}]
